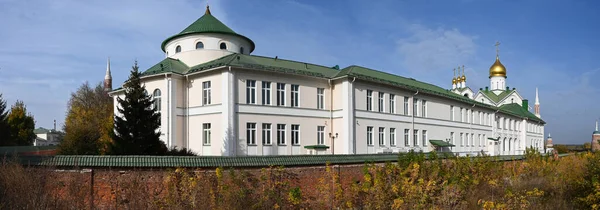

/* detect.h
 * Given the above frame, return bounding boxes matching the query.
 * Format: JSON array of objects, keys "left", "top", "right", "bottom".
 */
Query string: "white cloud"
[{"left": 396, "top": 24, "right": 478, "bottom": 74}]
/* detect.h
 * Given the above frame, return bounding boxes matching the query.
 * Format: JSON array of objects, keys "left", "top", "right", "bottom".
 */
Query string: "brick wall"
[{"left": 44, "top": 163, "right": 371, "bottom": 209}]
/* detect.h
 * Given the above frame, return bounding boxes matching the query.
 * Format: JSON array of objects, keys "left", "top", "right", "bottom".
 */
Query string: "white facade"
[{"left": 109, "top": 9, "right": 546, "bottom": 156}]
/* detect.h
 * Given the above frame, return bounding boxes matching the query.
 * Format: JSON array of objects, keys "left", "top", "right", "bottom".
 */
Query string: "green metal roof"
[
  {"left": 480, "top": 89, "right": 514, "bottom": 103},
  {"left": 34, "top": 127, "right": 50, "bottom": 134},
  {"left": 161, "top": 7, "right": 255, "bottom": 53},
  {"left": 335, "top": 65, "right": 495, "bottom": 110},
  {"left": 0, "top": 146, "right": 58, "bottom": 155},
  {"left": 487, "top": 137, "right": 500, "bottom": 141},
  {"left": 498, "top": 103, "right": 545, "bottom": 124},
  {"left": 9, "top": 153, "right": 556, "bottom": 168},
  {"left": 304, "top": 145, "right": 330, "bottom": 150},
  {"left": 429, "top": 140, "right": 455, "bottom": 147},
  {"left": 593, "top": 131, "right": 600, "bottom": 135},
  {"left": 141, "top": 57, "right": 189, "bottom": 76},
  {"left": 141, "top": 53, "right": 341, "bottom": 79}
]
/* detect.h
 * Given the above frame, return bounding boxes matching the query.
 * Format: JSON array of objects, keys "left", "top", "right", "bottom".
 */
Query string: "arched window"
[
  {"left": 153, "top": 89, "right": 161, "bottom": 113},
  {"left": 175, "top": 45, "right": 181, "bottom": 53},
  {"left": 220, "top": 42, "right": 227, "bottom": 50},
  {"left": 196, "top": 42, "right": 204, "bottom": 49},
  {"left": 240, "top": 47, "right": 244, "bottom": 54}
]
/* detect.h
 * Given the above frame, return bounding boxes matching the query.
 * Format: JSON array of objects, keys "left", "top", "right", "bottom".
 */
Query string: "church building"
[{"left": 108, "top": 6, "right": 546, "bottom": 156}]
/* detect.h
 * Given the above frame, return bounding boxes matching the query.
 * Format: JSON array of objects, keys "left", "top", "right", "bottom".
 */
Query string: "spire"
[
  {"left": 104, "top": 57, "right": 112, "bottom": 92},
  {"left": 105, "top": 57, "right": 111, "bottom": 80},
  {"left": 495, "top": 41, "right": 501, "bottom": 58},
  {"left": 205, "top": 5, "right": 211, "bottom": 15},
  {"left": 535, "top": 87, "right": 539, "bottom": 105},
  {"left": 596, "top": 120, "right": 598, "bottom": 132}
]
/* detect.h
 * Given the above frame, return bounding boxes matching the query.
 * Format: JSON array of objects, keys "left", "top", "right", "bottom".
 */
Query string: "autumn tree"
[
  {"left": 58, "top": 82, "right": 113, "bottom": 155},
  {"left": 6, "top": 101, "right": 35, "bottom": 146},
  {"left": 0, "top": 94, "right": 10, "bottom": 145},
  {"left": 110, "top": 61, "right": 166, "bottom": 155}
]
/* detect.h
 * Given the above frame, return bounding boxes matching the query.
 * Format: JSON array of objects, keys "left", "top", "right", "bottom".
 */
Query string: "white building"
[
  {"left": 34, "top": 126, "right": 62, "bottom": 146},
  {"left": 109, "top": 6, "right": 546, "bottom": 156}
]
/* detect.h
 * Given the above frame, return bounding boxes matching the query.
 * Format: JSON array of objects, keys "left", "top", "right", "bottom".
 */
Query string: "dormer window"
[
  {"left": 220, "top": 43, "right": 227, "bottom": 50},
  {"left": 175, "top": 45, "right": 181, "bottom": 53},
  {"left": 196, "top": 42, "right": 204, "bottom": 49},
  {"left": 240, "top": 47, "right": 244, "bottom": 54}
]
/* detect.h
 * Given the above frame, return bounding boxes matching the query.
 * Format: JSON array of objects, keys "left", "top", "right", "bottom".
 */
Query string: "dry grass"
[{"left": 1, "top": 151, "right": 599, "bottom": 209}]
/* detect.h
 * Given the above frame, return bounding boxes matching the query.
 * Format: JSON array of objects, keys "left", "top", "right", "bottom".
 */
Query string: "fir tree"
[
  {"left": 110, "top": 61, "right": 166, "bottom": 155},
  {"left": 0, "top": 94, "right": 10, "bottom": 146}
]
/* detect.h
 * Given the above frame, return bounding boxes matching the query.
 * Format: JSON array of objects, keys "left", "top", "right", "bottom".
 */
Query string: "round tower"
[
  {"left": 489, "top": 42, "right": 507, "bottom": 93},
  {"left": 592, "top": 120, "right": 600, "bottom": 152},
  {"left": 161, "top": 6, "right": 255, "bottom": 67}
]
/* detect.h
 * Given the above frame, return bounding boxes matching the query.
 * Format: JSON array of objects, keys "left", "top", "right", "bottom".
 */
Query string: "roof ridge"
[{"left": 245, "top": 54, "right": 343, "bottom": 70}]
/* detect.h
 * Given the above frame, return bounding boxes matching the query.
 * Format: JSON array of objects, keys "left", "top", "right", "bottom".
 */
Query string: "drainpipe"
[
  {"left": 186, "top": 75, "right": 190, "bottom": 149},
  {"left": 411, "top": 90, "right": 419, "bottom": 150},
  {"left": 328, "top": 79, "right": 334, "bottom": 154},
  {"left": 164, "top": 73, "right": 170, "bottom": 148}
]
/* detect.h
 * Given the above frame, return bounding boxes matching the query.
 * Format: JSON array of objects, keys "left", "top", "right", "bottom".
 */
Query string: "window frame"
[
  {"left": 390, "top": 128, "right": 396, "bottom": 146},
  {"left": 277, "top": 124, "right": 286, "bottom": 145},
  {"left": 317, "top": 126, "right": 325, "bottom": 145},
  {"left": 367, "top": 126, "right": 374, "bottom": 146},
  {"left": 389, "top": 94, "right": 395, "bottom": 114},
  {"left": 317, "top": 88, "right": 325, "bottom": 110},
  {"left": 378, "top": 127, "right": 385, "bottom": 146},
  {"left": 196, "top": 42, "right": 204, "bottom": 49},
  {"left": 404, "top": 129, "right": 410, "bottom": 146},
  {"left": 203, "top": 123, "right": 211, "bottom": 145},
  {"left": 291, "top": 124, "right": 300, "bottom": 145},
  {"left": 422, "top": 130, "right": 427, "bottom": 146},
  {"left": 247, "top": 123, "right": 256, "bottom": 145},
  {"left": 291, "top": 84, "right": 299, "bottom": 107},
  {"left": 246, "top": 80, "right": 256, "bottom": 104},
  {"left": 378, "top": 92, "right": 384, "bottom": 112},
  {"left": 366, "top": 90, "right": 373, "bottom": 111},
  {"left": 262, "top": 123, "right": 272, "bottom": 145},
  {"left": 219, "top": 42, "right": 227, "bottom": 50},
  {"left": 202, "top": 81, "right": 211, "bottom": 105},
  {"left": 277, "top": 83, "right": 286, "bottom": 106},
  {"left": 261, "top": 81, "right": 271, "bottom": 105}
]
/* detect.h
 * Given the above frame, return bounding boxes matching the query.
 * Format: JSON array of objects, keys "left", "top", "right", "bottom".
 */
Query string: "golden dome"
[
  {"left": 489, "top": 56, "right": 507, "bottom": 78},
  {"left": 452, "top": 77, "right": 457, "bottom": 85},
  {"left": 461, "top": 75, "right": 466, "bottom": 82}
]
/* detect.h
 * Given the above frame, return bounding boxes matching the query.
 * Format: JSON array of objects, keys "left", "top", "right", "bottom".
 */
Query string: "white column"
[
  {"left": 221, "top": 68, "right": 237, "bottom": 156},
  {"left": 342, "top": 79, "right": 355, "bottom": 154}
]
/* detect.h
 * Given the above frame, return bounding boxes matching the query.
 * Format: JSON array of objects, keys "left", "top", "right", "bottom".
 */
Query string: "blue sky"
[{"left": 0, "top": 0, "right": 598, "bottom": 144}]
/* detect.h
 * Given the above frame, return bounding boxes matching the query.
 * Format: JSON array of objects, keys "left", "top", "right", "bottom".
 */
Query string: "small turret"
[{"left": 104, "top": 57, "right": 112, "bottom": 92}]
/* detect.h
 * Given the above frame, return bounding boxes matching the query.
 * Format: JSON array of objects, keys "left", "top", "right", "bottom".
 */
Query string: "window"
[
  {"left": 246, "top": 80, "right": 256, "bottom": 104},
  {"left": 196, "top": 42, "right": 204, "bottom": 49},
  {"left": 404, "top": 97, "right": 409, "bottom": 115},
  {"left": 466, "top": 109, "right": 470, "bottom": 123},
  {"left": 471, "top": 133, "right": 475, "bottom": 147},
  {"left": 379, "top": 127, "right": 385, "bottom": 146},
  {"left": 240, "top": 47, "right": 244, "bottom": 54},
  {"left": 317, "top": 88, "right": 324, "bottom": 109},
  {"left": 202, "top": 81, "right": 211, "bottom": 105},
  {"left": 277, "top": 124, "right": 286, "bottom": 145},
  {"left": 291, "top": 125, "right": 300, "bottom": 145},
  {"left": 460, "top": 133, "right": 464, "bottom": 146},
  {"left": 390, "top": 128, "right": 396, "bottom": 146},
  {"left": 262, "top": 124, "right": 272, "bottom": 145},
  {"left": 413, "top": 98, "right": 418, "bottom": 116},
  {"left": 262, "top": 81, "right": 271, "bottom": 105},
  {"left": 460, "top": 108, "right": 464, "bottom": 122},
  {"left": 422, "top": 130, "right": 428, "bottom": 146},
  {"left": 413, "top": 130, "right": 419, "bottom": 146},
  {"left": 367, "top": 127, "right": 374, "bottom": 146},
  {"left": 450, "top": 105, "right": 454, "bottom": 121},
  {"left": 404, "top": 129, "right": 410, "bottom": 146},
  {"left": 317, "top": 126, "right": 325, "bottom": 145},
  {"left": 277, "top": 83, "right": 285, "bottom": 106},
  {"left": 366, "top": 90, "right": 373, "bottom": 111},
  {"left": 291, "top": 84, "right": 299, "bottom": 107},
  {"left": 471, "top": 110, "right": 474, "bottom": 123},
  {"left": 479, "top": 111, "right": 482, "bottom": 125},
  {"left": 152, "top": 89, "right": 161, "bottom": 113},
  {"left": 421, "top": 100, "right": 427, "bottom": 117},
  {"left": 203, "top": 123, "right": 211, "bottom": 145},
  {"left": 478, "top": 134, "right": 482, "bottom": 147},
  {"left": 451, "top": 132, "right": 455, "bottom": 145},
  {"left": 220, "top": 42, "right": 227, "bottom": 50},
  {"left": 389, "top": 94, "right": 395, "bottom": 114},
  {"left": 175, "top": 45, "right": 181, "bottom": 53},
  {"left": 247, "top": 123, "right": 256, "bottom": 145},
  {"left": 378, "top": 92, "right": 384, "bottom": 112}
]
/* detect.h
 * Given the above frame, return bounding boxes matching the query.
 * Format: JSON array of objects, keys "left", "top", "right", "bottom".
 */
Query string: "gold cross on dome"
[{"left": 495, "top": 41, "right": 501, "bottom": 57}]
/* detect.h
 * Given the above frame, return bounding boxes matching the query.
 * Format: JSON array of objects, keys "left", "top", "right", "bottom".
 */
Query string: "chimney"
[
  {"left": 522, "top": 99, "right": 529, "bottom": 111},
  {"left": 485, "top": 86, "right": 489, "bottom": 91}
]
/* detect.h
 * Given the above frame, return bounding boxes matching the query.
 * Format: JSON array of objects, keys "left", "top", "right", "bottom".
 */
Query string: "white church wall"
[
  {"left": 187, "top": 70, "right": 223, "bottom": 107},
  {"left": 165, "top": 33, "right": 252, "bottom": 67}
]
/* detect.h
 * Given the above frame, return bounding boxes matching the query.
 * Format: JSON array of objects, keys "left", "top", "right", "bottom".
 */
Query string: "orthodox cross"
[{"left": 495, "top": 41, "right": 501, "bottom": 57}]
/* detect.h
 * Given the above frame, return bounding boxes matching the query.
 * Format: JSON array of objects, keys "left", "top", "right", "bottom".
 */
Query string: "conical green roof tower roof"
[{"left": 161, "top": 6, "right": 255, "bottom": 52}]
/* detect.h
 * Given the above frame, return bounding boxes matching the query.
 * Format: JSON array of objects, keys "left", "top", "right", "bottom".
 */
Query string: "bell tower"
[{"left": 104, "top": 57, "right": 112, "bottom": 92}]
